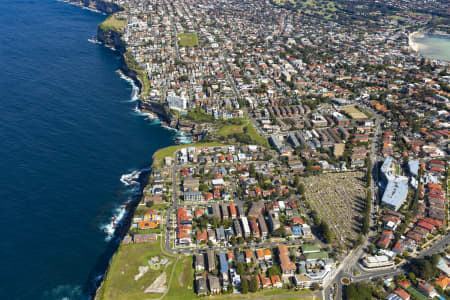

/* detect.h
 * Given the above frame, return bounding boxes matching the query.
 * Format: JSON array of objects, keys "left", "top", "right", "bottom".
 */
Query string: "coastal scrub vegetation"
[
  {"left": 124, "top": 52, "right": 150, "bottom": 98},
  {"left": 185, "top": 107, "right": 214, "bottom": 122}
]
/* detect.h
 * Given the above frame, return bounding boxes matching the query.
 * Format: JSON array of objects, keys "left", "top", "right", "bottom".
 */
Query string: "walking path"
[{"left": 157, "top": 257, "right": 180, "bottom": 300}]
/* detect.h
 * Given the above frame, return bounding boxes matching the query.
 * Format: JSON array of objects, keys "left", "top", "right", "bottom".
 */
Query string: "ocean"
[
  {"left": 412, "top": 33, "right": 450, "bottom": 62},
  {"left": 0, "top": 0, "right": 174, "bottom": 299}
]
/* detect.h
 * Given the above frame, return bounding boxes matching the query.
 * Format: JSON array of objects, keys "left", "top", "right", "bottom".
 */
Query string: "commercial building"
[
  {"left": 362, "top": 255, "right": 394, "bottom": 269},
  {"left": 381, "top": 178, "right": 409, "bottom": 211}
]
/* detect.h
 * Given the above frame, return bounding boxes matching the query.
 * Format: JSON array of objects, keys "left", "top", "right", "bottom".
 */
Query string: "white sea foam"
[
  {"left": 162, "top": 125, "right": 177, "bottom": 131},
  {"left": 44, "top": 284, "right": 83, "bottom": 300},
  {"left": 116, "top": 70, "right": 139, "bottom": 102},
  {"left": 120, "top": 169, "right": 141, "bottom": 186},
  {"left": 88, "top": 38, "right": 102, "bottom": 45},
  {"left": 94, "top": 274, "right": 104, "bottom": 284},
  {"left": 100, "top": 206, "right": 128, "bottom": 242},
  {"left": 100, "top": 167, "right": 151, "bottom": 241},
  {"left": 175, "top": 131, "right": 192, "bottom": 144},
  {"left": 132, "top": 105, "right": 159, "bottom": 121}
]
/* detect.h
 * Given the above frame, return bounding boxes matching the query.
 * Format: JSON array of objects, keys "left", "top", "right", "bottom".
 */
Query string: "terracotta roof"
[{"left": 394, "top": 288, "right": 410, "bottom": 300}]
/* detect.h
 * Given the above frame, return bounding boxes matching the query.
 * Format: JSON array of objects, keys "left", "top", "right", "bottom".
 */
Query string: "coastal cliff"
[
  {"left": 96, "top": 26, "right": 142, "bottom": 91},
  {"left": 80, "top": 0, "right": 122, "bottom": 14},
  {"left": 97, "top": 26, "right": 126, "bottom": 52},
  {"left": 97, "top": 18, "right": 152, "bottom": 104}
]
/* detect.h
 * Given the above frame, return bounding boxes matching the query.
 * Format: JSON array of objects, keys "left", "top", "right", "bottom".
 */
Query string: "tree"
[
  {"left": 319, "top": 221, "right": 333, "bottom": 243},
  {"left": 199, "top": 183, "right": 209, "bottom": 193},
  {"left": 249, "top": 163, "right": 256, "bottom": 178},
  {"left": 311, "top": 210, "right": 321, "bottom": 225},
  {"left": 345, "top": 284, "right": 358, "bottom": 300},
  {"left": 365, "top": 156, "right": 372, "bottom": 187},
  {"left": 267, "top": 265, "right": 281, "bottom": 277},
  {"left": 240, "top": 277, "right": 248, "bottom": 294},
  {"left": 235, "top": 262, "right": 245, "bottom": 276},
  {"left": 344, "top": 283, "right": 372, "bottom": 300},
  {"left": 431, "top": 254, "right": 441, "bottom": 266},
  {"left": 354, "top": 234, "right": 364, "bottom": 247},
  {"left": 409, "top": 258, "right": 437, "bottom": 280},
  {"left": 249, "top": 276, "right": 258, "bottom": 293},
  {"left": 298, "top": 183, "right": 305, "bottom": 196},
  {"left": 294, "top": 175, "right": 300, "bottom": 188}
]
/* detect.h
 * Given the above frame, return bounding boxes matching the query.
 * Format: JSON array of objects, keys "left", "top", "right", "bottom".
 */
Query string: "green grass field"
[
  {"left": 185, "top": 107, "right": 214, "bottom": 122},
  {"left": 178, "top": 33, "right": 199, "bottom": 47},
  {"left": 99, "top": 240, "right": 319, "bottom": 300},
  {"left": 218, "top": 121, "right": 269, "bottom": 147},
  {"left": 99, "top": 14, "right": 127, "bottom": 32},
  {"left": 98, "top": 240, "right": 174, "bottom": 300},
  {"left": 163, "top": 256, "right": 195, "bottom": 300},
  {"left": 151, "top": 142, "right": 224, "bottom": 168},
  {"left": 271, "top": 0, "right": 340, "bottom": 19}
]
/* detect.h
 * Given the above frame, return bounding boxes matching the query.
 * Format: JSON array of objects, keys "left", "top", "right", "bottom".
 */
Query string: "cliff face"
[
  {"left": 75, "top": 0, "right": 172, "bottom": 122},
  {"left": 120, "top": 55, "right": 143, "bottom": 92},
  {"left": 97, "top": 27, "right": 126, "bottom": 53},
  {"left": 140, "top": 101, "right": 172, "bottom": 123},
  {"left": 80, "top": 0, "right": 122, "bottom": 14}
]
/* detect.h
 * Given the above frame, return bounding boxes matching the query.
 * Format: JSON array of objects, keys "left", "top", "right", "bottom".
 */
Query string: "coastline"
[
  {"left": 408, "top": 30, "right": 450, "bottom": 62},
  {"left": 408, "top": 31, "right": 424, "bottom": 53},
  {"left": 59, "top": 1, "right": 187, "bottom": 297}
]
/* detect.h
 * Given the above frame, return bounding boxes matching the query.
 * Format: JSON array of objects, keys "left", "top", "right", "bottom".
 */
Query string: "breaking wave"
[
  {"left": 100, "top": 205, "right": 128, "bottom": 242},
  {"left": 116, "top": 70, "right": 139, "bottom": 102},
  {"left": 175, "top": 131, "right": 192, "bottom": 144},
  {"left": 99, "top": 167, "right": 151, "bottom": 241},
  {"left": 43, "top": 284, "right": 84, "bottom": 300},
  {"left": 120, "top": 169, "right": 142, "bottom": 186}
]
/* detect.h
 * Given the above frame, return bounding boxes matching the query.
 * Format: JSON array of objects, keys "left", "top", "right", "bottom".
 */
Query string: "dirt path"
[{"left": 157, "top": 257, "right": 179, "bottom": 300}]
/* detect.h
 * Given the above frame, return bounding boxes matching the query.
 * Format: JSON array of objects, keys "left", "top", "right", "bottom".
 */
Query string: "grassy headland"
[
  {"left": 151, "top": 142, "right": 224, "bottom": 168},
  {"left": 99, "top": 14, "right": 127, "bottom": 32}
]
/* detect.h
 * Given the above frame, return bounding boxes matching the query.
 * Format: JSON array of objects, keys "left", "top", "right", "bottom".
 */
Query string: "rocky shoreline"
[
  {"left": 65, "top": 0, "right": 172, "bottom": 125},
  {"left": 61, "top": 1, "right": 172, "bottom": 298}
]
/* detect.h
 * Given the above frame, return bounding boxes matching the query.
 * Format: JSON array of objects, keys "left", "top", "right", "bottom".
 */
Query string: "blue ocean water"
[{"left": 0, "top": 0, "right": 174, "bottom": 299}]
